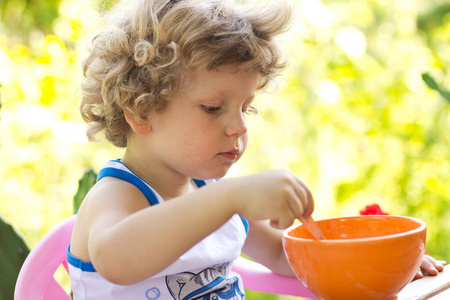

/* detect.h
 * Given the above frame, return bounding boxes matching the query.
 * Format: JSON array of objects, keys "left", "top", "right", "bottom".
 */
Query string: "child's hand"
[
  {"left": 229, "top": 169, "right": 314, "bottom": 229},
  {"left": 414, "top": 254, "right": 447, "bottom": 279}
]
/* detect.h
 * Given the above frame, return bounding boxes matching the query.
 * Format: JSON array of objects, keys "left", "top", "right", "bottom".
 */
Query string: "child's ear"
[{"left": 124, "top": 112, "right": 152, "bottom": 135}]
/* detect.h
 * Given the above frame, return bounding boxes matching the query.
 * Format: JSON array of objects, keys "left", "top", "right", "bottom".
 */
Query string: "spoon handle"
[{"left": 299, "top": 215, "right": 325, "bottom": 240}]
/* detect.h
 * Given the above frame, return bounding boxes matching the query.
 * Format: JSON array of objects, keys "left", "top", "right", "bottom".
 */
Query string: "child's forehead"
[
  {"left": 183, "top": 65, "right": 259, "bottom": 85},
  {"left": 175, "top": 67, "right": 258, "bottom": 103}
]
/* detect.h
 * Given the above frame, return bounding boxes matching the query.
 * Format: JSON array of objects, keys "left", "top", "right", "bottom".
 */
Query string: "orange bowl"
[{"left": 282, "top": 215, "right": 426, "bottom": 300}]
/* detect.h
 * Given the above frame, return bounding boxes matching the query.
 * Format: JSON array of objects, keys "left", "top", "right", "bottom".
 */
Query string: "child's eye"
[
  {"left": 243, "top": 105, "right": 259, "bottom": 115},
  {"left": 202, "top": 105, "right": 222, "bottom": 114}
]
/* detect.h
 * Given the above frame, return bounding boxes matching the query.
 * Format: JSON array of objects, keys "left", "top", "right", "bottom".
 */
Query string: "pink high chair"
[{"left": 14, "top": 215, "right": 317, "bottom": 299}]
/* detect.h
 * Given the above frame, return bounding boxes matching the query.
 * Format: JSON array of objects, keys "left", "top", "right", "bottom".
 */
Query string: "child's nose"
[{"left": 225, "top": 112, "right": 248, "bottom": 137}]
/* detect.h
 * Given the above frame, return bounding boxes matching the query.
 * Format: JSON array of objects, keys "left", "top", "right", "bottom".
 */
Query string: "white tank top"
[{"left": 67, "top": 160, "right": 248, "bottom": 299}]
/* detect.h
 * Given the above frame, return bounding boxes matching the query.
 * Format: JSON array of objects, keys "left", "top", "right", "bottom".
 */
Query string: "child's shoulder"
[
  {"left": 81, "top": 177, "right": 150, "bottom": 218},
  {"left": 70, "top": 177, "right": 151, "bottom": 265}
]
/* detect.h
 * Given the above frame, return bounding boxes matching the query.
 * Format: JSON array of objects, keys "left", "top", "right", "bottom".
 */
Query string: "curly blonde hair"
[{"left": 80, "top": 0, "right": 292, "bottom": 147}]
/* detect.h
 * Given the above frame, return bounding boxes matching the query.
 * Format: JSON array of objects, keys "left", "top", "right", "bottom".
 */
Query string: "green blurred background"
[{"left": 1, "top": 0, "right": 449, "bottom": 299}]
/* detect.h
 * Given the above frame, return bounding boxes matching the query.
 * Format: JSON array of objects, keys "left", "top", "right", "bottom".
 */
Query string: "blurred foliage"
[
  {"left": 73, "top": 168, "right": 97, "bottom": 213},
  {"left": 422, "top": 73, "right": 450, "bottom": 102},
  {"left": 0, "top": 0, "right": 449, "bottom": 299},
  {"left": 0, "top": 216, "right": 29, "bottom": 300},
  {"left": 1, "top": 0, "right": 61, "bottom": 36},
  {"left": 239, "top": 0, "right": 450, "bottom": 264}
]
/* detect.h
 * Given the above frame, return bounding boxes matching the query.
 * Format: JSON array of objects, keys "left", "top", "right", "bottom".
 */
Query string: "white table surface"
[{"left": 398, "top": 264, "right": 450, "bottom": 300}]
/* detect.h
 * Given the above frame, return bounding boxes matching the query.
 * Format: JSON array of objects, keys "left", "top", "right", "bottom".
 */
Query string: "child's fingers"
[
  {"left": 269, "top": 219, "right": 279, "bottom": 229},
  {"left": 291, "top": 183, "right": 308, "bottom": 217},
  {"left": 414, "top": 269, "right": 424, "bottom": 280},
  {"left": 438, "top": 260, "right": 448, "bottom": 266},
  {"left": 416, "top": 255, "right": 446, "bottom": 279},
  {"left": 420, "top": 255, "right": 440, "bottom": 275},
  {"left": 423, "top": 254, "right": 446, "bottom": 272},
  {"left": 294, "top": 177, "right": 314, "bottom": 216},
  {"left": 270, "top": 208, "right": 296, "bottom": 229}
]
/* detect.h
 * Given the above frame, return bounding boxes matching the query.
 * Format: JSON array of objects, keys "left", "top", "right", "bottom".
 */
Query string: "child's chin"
[{"left": 196, "top": 169, "right": 230, "bottom": 181}]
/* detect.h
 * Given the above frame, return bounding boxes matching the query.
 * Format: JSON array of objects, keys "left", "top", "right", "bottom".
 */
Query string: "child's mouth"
[{"left": 219, "top": 152, "right": 238, "bottom": 161}]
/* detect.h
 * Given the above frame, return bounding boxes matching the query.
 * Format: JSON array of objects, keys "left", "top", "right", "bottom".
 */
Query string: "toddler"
[{"left": 68, "top": 0, "right": 444, "bottom": 299}]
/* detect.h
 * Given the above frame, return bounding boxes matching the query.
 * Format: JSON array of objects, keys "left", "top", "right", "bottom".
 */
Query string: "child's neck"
[{"left": 121, "top": 151, "right": 197, "bottom": 201}]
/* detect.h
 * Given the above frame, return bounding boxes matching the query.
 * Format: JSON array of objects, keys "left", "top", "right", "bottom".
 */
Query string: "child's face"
[{"left": 148, "top": 65, "right": 259, "bottom": 180}]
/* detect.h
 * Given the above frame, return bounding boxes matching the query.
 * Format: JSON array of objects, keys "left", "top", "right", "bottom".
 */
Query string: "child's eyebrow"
[
  {"left": 202, "top": 91, "right": 255, "bottom": 103},
  {"left": 218, "top": 90, "right": 256, "bottom": 101}
]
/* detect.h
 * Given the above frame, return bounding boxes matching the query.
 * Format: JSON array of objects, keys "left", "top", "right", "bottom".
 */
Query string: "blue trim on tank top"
[
  {"left": 101, "top": 160, "right": 249, "bottom": 234},
  {"left": 98, "top": 160, "right": 207, "bottom": 205},
  {"left": 239, "top": 216, "right": 249, "bottom": 234},
  {"left": 98, "top": 167, "right": 161, "bottom": 205},
  {"left": 67, "top": 245, "right": 96, "bottom": 272}
]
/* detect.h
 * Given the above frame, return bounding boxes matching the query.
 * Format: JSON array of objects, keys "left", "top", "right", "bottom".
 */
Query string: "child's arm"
[
  {"left": 240, "top": 174, "right": 314, "bottom": 277},
  {"left": 241, "top": 220, "right": 295, "bottom": 276},
  {"left": 75, "top": 169, "right": 313, "bottom": 285}
]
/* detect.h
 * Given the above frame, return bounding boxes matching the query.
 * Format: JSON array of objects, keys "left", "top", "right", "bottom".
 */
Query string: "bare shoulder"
[
  {"left": 83, "top": 177, "right": 150, "bottom": 216},
  {"left": 70, "top": 177, "right": 150, "bottom": 262}
]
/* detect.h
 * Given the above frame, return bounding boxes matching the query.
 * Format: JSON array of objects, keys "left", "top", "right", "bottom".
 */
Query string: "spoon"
[{"left": 298, "top": 215, "right": 325, "bottom": 240}]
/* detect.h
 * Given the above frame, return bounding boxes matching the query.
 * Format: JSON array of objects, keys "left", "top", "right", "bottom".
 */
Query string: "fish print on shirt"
[{"left": 165, "top": 263, "right": 244, "bottom": 299}]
